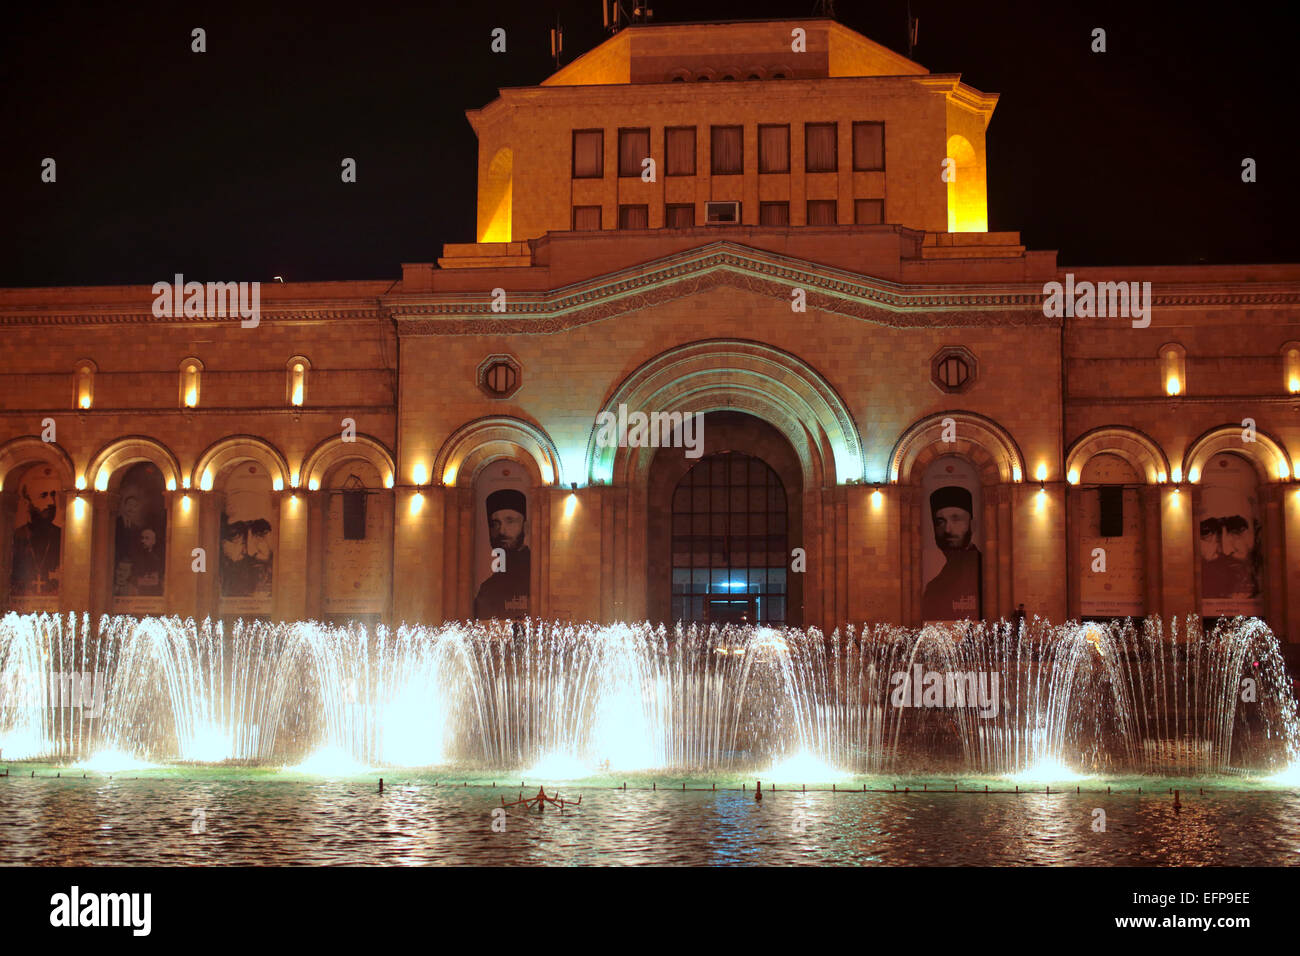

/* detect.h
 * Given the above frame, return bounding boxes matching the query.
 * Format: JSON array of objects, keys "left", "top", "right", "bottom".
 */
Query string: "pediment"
[{"left": 390, "top": 241, "right": 1050, "bottom": 335}]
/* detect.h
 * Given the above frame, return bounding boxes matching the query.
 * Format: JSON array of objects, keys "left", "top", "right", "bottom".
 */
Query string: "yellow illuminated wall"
[
  {"left": 945, "top": 133, "right": 988, "bottom": 232},
  {"left": 477, "top": 147, "right": 513, "bottom": 243}
]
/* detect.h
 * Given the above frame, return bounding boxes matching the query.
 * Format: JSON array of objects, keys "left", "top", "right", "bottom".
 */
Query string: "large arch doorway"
[
  {"left": 670, "top": 451, "right": 788, "bottom": 625},
  {"left": 643, "top": 411, "right": 802, "bottom": 626}
]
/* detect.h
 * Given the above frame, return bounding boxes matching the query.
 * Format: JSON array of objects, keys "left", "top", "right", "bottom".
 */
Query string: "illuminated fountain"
[{"left": 0, "top": 611, "right": 1296, "bottom": 778}]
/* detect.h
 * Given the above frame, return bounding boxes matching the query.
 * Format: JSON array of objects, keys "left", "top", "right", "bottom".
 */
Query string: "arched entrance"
[
  {"left": 645, "top": 410, "right": 803, "bottom": 626},
  {"left": 669, "top": 451, "right": 788, "bottom": 625}
]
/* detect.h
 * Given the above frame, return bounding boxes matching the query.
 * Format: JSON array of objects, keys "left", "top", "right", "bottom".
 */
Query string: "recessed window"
[
  {"left": 285, "top": 355, "right": 310, "bottom": 407},
  {"left": 805, "top": 123, "right": 837, "bottom": 173},
  {"left": 853, "top": 122, "right": 885, "bottom": 171},
  {"left": 806, "top": 200, "right": 837, "bottom": 226},
  {"left": 572, "top": 205, "right": 602, "bottom": 231},
  {"left": 572, "top": 129, "right": 603, "bottom": 178},
  {"left": 854, "top": 199, "right": 884, "bottom": 225},
  {"left": 665, "top": 127, "right": 696, "bottom": 176},
  {"left": 1282, "top": 341, "right": 1300, "bottom": 394},
  {"left": 73, "top": 359, "right": 96, "bottom": 409},
  {"left": 758, "top": 124, "right": 789, "bottom": 174},
  {"left": 478, "top": 354, "right": 522, "bottom": 399},
  {"left": 759, "top": 202, "right": 789, "bottom": 226},
  {"left": 179, "top": 357, "right": 203, "bottom": 408},
  {"left": 618, "top": 204, "right": 648, "bottom": 230},
  {"left": 705, "top": 201, "right": 741, "bottom": 224},
  {"left": 710, "top": 126, "right": 743, "bottom": 175},
  {"left": 665, "top": 203, "right": 695, "bottom": 228},
  {"left": 342, "top": 475, "right": 367, "bottom": 540},
  {"left": 930, "top": 346, "right": 978, "bottom": 394},
  {"left": 618, "top": 128, "right": 650, "bottom": 178},
  {"left": 1160, "top": 343, "right": 1187, "bottom": 396}
]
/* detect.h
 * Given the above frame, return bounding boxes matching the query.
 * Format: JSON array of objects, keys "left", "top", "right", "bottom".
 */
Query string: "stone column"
[
  {"left": 394, "top": 484, "right": 442, "bottom": 625},
  {"left": 981, "top": 483, "right": 1001, "bottom": 621},
  {"left": 89, "top": 490, "right": 115, "bottom": 620},
  {"left": 0, "top": 489, "right": 15, "bottom": 607},
  {"left": 1065, "top": 483, "right": 1083, "bottom": 620},
  {"left": 304, "top": 489, "right": 326, "bottom": 622},
  {"left": 61, "top": 491, "right": 93, "bottom": 613},
  {"left": 1139, "top": 484, "right": 1163, "bottom": 619},
  {"left": 599, "top": 484, "right": 614, "bottom": 623},
  {"left": 1262, "top": 483, "right": 1287, "bottom": 638},
  {"left": 801, "top": 485, "right": 823, "bottom": 629},
  {"left": 997, "top": 484, "right": 1013, "bottom": 618},
  {"left": 899, "top": 485, "right": 917, "bottom": 625},
  {"left": 1160, "top": 486, "right": 1196, "bottom": 628},
  {"left": 196, "top": 489, "right": 222, "bottom": 622},
  {"left": 164, "top": 490, "right": 201, "bottom": 620},
  {"left": 1282, "top": 485, "right": 1300, "bottom": 645}
]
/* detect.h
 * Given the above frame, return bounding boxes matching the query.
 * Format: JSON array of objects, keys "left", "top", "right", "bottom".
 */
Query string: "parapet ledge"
[
  {"left": 435, "top": 242, "right": 535, "bottom": 270},
  {"left": 921, "top": 231, "right": 1025, "bottom": 259}
]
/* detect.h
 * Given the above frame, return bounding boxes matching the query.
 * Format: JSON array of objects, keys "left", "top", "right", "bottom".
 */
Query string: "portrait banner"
[
  {"left": 8, "top": 462, "right": 63, "bottom": 608},
  {"left": 219, "top": 463, "right": 276, "bottom": 615},
  {"left": 112, "top": 461, "right": 167, "bottom": 611},
  {"left": 472, "top": 460, "right": 531, "bottom": 621},
  {"left": 920, "top": 456, "right": 982, "bottom": 622},
  {"left": 1198, "top": 453, "right": 1264, "bottom": 617}
]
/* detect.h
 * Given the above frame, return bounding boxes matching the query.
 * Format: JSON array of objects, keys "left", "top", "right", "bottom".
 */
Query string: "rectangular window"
[
  {"left": 805, "top": 123, "right": 837, "bottom": 173},
  {"left": 759, "top": 202, "right": 789, "bottom": 226},
  {"left": 665, "top": 127, "right": 696, "bottom": 176},
  {"left": 807, "top": 200, "right": 837, "bottom": 226},
  {"left": 665, "top": 203, "right": 695, "bottom": 228},
  {"left": 1098, "top": 487, "right": 1125, "bottom": 537},
  {"left": 618, "top": 128, "right": 650, "bottom": 178},
  {"left": 705, "top": 201, "right": 740, "bottom": 224},
  {"left": 758, "top": 124, "right": 789, "bottom": 173},
  {"left": 854, "top": 199, "right": 884, "bottom": 224},
  {"left": 343, "top": 488, "right": 367, "bottom": 540},
  {"left": 572, "top": 129, "right": 604, "bottom": 178},
  {"left": 710, "top": 125, "right": 743, "bottom": 175},
  {"left": 572, "top": 205, "right": 602, "bottom": 231},
  {"left": 618, "top": 204, "right": 649, "bottom": 230},
  {"left": 852, "top": 121, "right": 885, "bottom": 171}
]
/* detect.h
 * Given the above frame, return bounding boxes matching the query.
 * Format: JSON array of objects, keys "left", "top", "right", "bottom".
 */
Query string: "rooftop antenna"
[
  {"left": 906, "top": 2, "right": 920, "bottom": 57},
  {"left": 815, "top": 0, "right": 835, "bottom": 17},
  {"left": 604, "top": 0, "right": 651, "bottom": 34},
  {"left": 550, "top": 15, "right": 564, "bottom": 70}
]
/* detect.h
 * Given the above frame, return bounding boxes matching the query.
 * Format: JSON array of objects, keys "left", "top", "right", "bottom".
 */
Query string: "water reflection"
[{"left": 3, "top": 778, "right": 1299, "bottom": 865}]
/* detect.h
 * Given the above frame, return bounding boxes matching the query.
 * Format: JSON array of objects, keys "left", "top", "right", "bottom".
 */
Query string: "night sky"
[{"left": 1, "top": 0, "right": 1292, "bottom": 288}]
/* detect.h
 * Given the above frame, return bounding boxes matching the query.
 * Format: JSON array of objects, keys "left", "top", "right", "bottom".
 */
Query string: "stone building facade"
[{"left": 2, "top": 19, "right": 1298, "bottom": 641}]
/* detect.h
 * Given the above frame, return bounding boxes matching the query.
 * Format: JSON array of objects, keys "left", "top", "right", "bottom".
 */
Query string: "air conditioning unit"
[{"left": 705, "top": 201, "right": 741, "bottom": 224}]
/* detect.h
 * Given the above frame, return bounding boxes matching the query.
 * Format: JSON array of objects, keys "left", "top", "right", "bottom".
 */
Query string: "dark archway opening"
[{"left": 645, "top": 411, "right": 803, "bottom": 627}]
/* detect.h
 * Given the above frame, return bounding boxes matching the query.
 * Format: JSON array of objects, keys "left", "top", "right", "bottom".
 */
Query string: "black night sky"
[{"left": 1, "top": 0, "right": 1293, "bottom": 287}]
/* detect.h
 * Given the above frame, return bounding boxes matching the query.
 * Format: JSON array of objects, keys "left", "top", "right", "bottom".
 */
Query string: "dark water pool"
[{"left": 3, "top": 766, "right": 1299, "bottom": 865}]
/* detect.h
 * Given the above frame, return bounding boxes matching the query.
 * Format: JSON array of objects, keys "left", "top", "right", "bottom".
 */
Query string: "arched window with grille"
[{"left": 670, "top": 451, "right": 788, "bottom": 625}]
